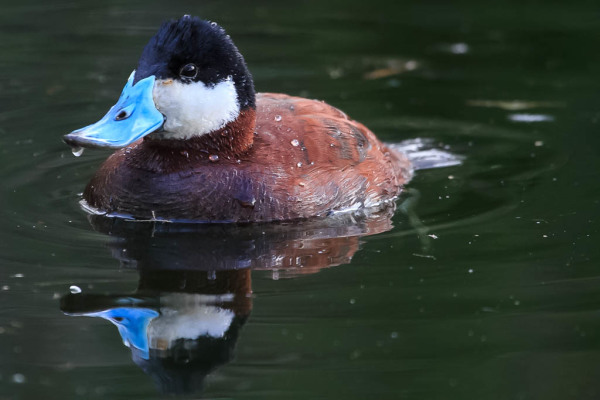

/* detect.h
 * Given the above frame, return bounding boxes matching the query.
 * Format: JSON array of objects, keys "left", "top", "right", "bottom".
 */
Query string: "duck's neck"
[{"left": 142, "top": 107, "right": 256, "bottom": 161}]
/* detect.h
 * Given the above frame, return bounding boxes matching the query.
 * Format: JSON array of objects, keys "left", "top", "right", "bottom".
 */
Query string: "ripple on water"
[
  {"left": 370, "top": 116, "right": 561, "bottom": 237},
  {"left": 1, "top": 146, "right": 111, "bottom": 270}
]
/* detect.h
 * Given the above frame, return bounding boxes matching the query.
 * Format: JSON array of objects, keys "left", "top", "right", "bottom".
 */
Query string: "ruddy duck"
[{"left": 64, "top": 16, "right": 450, "bottom": 223}]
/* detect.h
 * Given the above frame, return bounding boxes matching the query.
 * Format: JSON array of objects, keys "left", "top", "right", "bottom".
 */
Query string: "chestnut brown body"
[{"left": 84, "top": 93, "right": 412, "bottom": 222}]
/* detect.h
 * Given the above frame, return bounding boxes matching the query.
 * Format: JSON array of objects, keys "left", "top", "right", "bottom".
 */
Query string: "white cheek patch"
[{"left": 152, "top": 77, "right": 240, "bottom": 139}]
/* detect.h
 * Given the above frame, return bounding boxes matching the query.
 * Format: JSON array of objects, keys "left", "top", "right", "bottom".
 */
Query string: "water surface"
[{"left": 1, "top": 1, "right": 600, "bottom": 399}]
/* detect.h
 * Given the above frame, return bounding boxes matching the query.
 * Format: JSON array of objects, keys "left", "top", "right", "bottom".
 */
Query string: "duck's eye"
[
  {"left": 115, "top": 110, "right": 129, "bottom": 121},
  {"left": 179, "top": 63, "right": 198, "bottom": 80}
]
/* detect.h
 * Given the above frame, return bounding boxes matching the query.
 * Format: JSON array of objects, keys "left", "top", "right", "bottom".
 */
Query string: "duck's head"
[{"left": 64, "top": 16, "right": 255, "bottom": 149}]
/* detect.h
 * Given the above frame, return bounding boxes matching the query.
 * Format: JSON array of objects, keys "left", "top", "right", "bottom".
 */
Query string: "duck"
[{"left": 64, "top": 15, "right": 416, "bottom": 223}]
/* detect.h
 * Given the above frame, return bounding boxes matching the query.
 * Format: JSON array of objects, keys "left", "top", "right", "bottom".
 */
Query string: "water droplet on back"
[
  {"left": 274, "top": 114, "right": 282, "bottom": 122},
  {"left": 209, "top": 154, "right": 219, "bottom": 162},
  {"left": 71, "top": 146, "right": 84, "bottom": 157},
  {"left": 297, "top": 162, "right": 302, "bottom": 168},
  {"left": 291, "top": 139, "right": 299, "bottom": 147},
  {"left": 237, "top": 197, "right": 256, "bottom": 208}
]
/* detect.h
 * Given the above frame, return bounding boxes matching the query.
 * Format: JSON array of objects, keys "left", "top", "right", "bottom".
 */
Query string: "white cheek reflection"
[
  {"left": 147, "top": 293, "right": 236, "bottom": 350},
  {"left": 152, "top": 77, "right": 240, "bottom": 139}
]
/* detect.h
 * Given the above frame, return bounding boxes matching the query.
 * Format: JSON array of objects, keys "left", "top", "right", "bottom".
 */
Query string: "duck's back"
[{"left": 83, "top": 94, "right": 412, "bottom": 222}]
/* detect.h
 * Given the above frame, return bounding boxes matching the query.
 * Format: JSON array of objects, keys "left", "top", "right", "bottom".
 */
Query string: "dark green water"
[{"left": 2, "top": 1, "right": 600, "bottom": 399}]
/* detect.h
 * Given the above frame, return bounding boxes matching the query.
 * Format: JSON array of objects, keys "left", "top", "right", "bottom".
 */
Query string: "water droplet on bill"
[{"left": 71, "top": 147, "right": 84, "bottom": 157}]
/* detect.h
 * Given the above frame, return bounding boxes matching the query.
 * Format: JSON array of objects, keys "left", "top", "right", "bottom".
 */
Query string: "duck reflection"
[
  {"left": 60, "top": 207, "right": 396, "bottom": 395},
  {"left": 62, "top": 267, "right": 251, "bottom": 394}
]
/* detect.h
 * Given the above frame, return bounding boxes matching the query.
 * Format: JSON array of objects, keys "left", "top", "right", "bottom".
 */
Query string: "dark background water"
[{"left": 1, "top": 0, "right": 600, "bottom": 399}]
